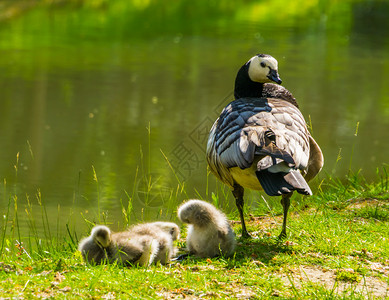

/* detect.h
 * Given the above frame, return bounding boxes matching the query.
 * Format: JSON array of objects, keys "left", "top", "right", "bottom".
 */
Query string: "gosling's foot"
[{"left": 171, "top": 253, "right": 190, "bottom": 262}]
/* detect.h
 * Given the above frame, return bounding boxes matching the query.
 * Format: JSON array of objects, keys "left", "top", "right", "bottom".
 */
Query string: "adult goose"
[{"left": 206, "top": 54, "right": 324, "bottom": 238}]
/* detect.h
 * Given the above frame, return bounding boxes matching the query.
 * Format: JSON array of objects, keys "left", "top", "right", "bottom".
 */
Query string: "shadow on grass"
[
  {"left": 235, "top": 236, "right": 293, "bottom": 263},
  {"left": 171, "top": 235, "right": 293, "bottom": 269}
]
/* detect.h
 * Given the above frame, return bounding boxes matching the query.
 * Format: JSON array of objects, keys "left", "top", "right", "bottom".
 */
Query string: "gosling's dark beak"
[{"left": 267, "top": 69, "right": 282, "bottom": 84}]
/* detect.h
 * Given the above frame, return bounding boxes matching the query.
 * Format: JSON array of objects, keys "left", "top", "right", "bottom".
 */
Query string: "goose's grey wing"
[{"left": 207, "top": 98, "right": 310, "bottom": 190}]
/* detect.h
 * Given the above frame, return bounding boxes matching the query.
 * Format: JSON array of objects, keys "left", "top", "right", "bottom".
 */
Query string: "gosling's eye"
[{"left": 260, "top": 62, "right": 266, "bottom": 68}]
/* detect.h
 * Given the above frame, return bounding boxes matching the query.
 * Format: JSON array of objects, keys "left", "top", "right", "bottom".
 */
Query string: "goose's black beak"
[{"left": 267, "top": 69, "right": 282, "bottom": 84}]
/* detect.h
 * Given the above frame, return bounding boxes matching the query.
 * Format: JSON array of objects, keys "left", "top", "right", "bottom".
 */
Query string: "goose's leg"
[
  {"left": 279, "top": 192, "right": 292, "bottom": 239},
  {"left": 232, "top": 184, "right": 250, "bottom": 238}
]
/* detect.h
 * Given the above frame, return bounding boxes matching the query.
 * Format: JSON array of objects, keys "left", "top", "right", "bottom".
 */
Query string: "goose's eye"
[{"left": 260, "top": 62, "right": 266, "bottom": 68}]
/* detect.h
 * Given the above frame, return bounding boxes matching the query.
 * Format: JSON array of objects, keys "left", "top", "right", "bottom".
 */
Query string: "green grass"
[{"left": 1, "top": 169, "right": 389, "bottom": 299}]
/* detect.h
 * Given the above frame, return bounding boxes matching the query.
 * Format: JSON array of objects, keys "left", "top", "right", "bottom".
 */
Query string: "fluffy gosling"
[
  {"left": 177, "top": 199, "right": 236, "bottom": 258},
  {"left": 128, "top": 222, "right": 179, "bottom": 264},
  {"left": 78, "top": 222, "right": 179, "bottom": 266}
]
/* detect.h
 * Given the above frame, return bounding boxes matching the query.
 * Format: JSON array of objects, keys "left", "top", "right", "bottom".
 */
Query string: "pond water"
[{"left": 0, "top": 0, "right": 388, "bottom": 239}]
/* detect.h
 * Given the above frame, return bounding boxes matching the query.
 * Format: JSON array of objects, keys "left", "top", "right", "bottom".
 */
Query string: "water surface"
[{"left": 0, "top": 0, "right": 388, "bottom": 238}]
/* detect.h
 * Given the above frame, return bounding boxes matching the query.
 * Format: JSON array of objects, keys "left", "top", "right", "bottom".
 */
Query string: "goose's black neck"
[{"left": 234, "top": 63, "right": 264, "bottom": 99}]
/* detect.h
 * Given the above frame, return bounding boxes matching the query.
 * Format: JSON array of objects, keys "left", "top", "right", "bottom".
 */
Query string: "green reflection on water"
[{"left": 0, "top": 0, "right": 388, "bottom": 237}]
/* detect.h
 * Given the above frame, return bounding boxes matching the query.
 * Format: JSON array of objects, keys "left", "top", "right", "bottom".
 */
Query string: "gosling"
[
  {"left": 177, "top": 199, "right": 236, "bottom": 258},
  {"left": 128, "top": 222, "right": 179, "bottom": 264},
  {"left": 78, "top": 225, "right": 145, "bottom": 266},
  {"left": 78, "top": 222, "right": 178, "bottom": 266},
  {"left": 148, "top": 221, "right": 180, "bottom": 241}
]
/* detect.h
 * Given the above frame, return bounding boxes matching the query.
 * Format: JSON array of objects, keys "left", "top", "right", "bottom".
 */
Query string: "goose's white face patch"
[{"left": 247, "top": 55, "right": 279, "bottom": 83}]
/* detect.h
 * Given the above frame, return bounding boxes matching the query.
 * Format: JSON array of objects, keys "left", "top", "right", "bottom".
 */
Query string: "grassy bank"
[{"left": 0, "top": 170, "right": 388, "bottom": 299}]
